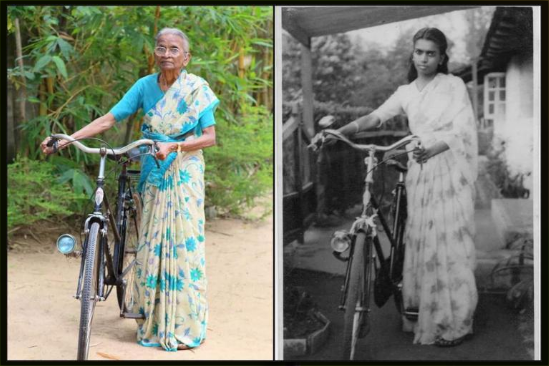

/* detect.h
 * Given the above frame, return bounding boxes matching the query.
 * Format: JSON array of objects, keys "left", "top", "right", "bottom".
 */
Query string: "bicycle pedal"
[
  {"left": 122, "top": 312, "right": 145, "bottom": 319},
  {"left": 404, "top": 308, "right": 419, "bottom": 321}
]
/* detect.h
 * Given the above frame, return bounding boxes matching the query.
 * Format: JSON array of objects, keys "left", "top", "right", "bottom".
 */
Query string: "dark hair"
[{"left": 407, "top": 27, "right": 449, "bottom": 83}]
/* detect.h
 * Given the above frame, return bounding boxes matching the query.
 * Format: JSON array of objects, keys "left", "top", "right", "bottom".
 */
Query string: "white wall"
[{"left": 503, "top": 53, "right": 534, "bottom": 191}]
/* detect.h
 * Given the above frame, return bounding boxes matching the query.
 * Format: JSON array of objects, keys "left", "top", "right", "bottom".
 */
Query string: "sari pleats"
[
  {"left": 134, "top": 150, "right": 208, "bottom": 351},
  {"left": 403, "top": 151, "right": 477, "bottom": 344}
]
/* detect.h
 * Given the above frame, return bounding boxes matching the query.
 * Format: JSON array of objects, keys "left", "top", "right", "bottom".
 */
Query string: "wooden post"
[
  {"left": 300, "top": 41, "right": 314, "bottom": 137},
  {"left": 472, "top": 57, "right": 479, "bottom": 125},
  {"left": 292, "top": 104, "right": 305, "bottom": 243},
  {"left": 301, "top": 40, "right": 322, "bottom": 220},
  {"left": 14, "top": 18, "right": 26, "bottom": 156}
]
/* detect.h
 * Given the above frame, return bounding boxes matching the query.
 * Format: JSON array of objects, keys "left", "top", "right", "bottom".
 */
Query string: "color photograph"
[{"left": 6, "top": 5, "right": 273, "bottom": 361}]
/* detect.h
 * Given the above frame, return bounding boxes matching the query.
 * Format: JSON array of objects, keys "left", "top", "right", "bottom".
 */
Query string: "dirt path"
[{"left": 7, "top": 215, "right": 273, "bottom": 361}]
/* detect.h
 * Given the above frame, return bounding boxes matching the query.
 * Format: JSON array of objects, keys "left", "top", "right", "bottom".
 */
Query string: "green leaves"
[
  {"left": 204, "top": 106, "right": 273, "bottom": 214},
  {"left": 56, "top": 37, "right": 74, "bottom": 59},
  {"left": 33, "top": 55, "right": 52, "bottom": 72},
  {"left": 57, "top": 168, "right": 94, "bottom": 196},
  {"left": 7, "top": 157, "right": 88, "bottom": 229},
  {"left": 9, "top": 5, "right": 273, "bottom": 216},
  {"left": 52, "top": 56, "right": 67, "bottom": 78}
]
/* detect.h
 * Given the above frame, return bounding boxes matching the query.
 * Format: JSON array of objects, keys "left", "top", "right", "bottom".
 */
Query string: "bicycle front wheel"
[
  {"left": 116, "top": 191, "right": 141, "bottom": 313},
  {"left": 391, "top": 186, "right": 407, "bottom": 314},
  {"left": 77, "top": 222, "right": 101, "bottom": 360},
  {"left": 342, "top": 232, "right": 373, "bottom": 360}
]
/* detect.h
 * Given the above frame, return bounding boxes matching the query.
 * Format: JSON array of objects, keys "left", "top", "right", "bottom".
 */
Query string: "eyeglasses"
[{"left": 154, "top": 46, "right": 187, "bottom": 57}]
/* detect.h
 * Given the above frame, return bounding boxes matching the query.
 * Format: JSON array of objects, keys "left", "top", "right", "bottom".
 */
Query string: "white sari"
[{"left": 372, "top": 73, "right": 478, "bottom": 344}]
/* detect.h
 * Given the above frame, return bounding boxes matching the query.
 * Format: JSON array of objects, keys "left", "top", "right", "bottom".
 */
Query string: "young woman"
[{"left": 336, "top": 27, "right": 478, "bottom": 347}]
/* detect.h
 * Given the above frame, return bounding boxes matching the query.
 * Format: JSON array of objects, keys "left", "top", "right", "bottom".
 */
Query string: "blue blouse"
[{"left": 109, "top": 73, "right": 216, "bottom": 128}]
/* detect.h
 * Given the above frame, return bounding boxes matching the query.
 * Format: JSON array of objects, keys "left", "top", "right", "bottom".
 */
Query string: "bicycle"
[
  {"left": 47, "top": 133, "right": 159, "bottom": 360},
  {"left": 309, "top": 128, "right": 422, "bottom": 360}
]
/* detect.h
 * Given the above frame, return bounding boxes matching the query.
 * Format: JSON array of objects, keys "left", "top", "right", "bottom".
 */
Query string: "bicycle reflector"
[
  {"left": 330, "top": 230, "right": 351, "bottom": 253},
  {"left": 56, "top": 234, "right": 77, "bottom": 254}
]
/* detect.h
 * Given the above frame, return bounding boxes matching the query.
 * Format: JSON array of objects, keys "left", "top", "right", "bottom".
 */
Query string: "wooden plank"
[
  {"left": 472, "top": 57, "right": 479, "bottom": 119},
  {"left": 295, "top": 116, "right": 305, "bottom": 244},
  {"left": 282, "top": 6, "right": 476, "bottom": 39},
  {"left": 281, "top": 8, "right": 310, "bottom": 47},
  {"left": 301, "top": 44, "right": 315, "bottom": 138},
  {"left": 302, "top": 181, "right": 314, "bottom": 193},
  {"left": 283, "top": 116, "right": 299, "bottom": 140},
  {"left": 283, "top": 191, "right": 299, "bottom": 200}
]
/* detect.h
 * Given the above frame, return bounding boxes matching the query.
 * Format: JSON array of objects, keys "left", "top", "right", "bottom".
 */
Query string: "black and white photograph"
[{"left": 276, "top": 5, "right": 541, "bottom": 361}]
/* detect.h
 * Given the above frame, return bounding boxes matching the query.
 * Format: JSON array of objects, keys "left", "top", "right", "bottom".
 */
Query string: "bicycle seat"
[
  {"left": 386, "top": 159, "right": 408, "bottom": 173},
  {"left": 107, "top": 147, "right": 142, "bottom": 162}
]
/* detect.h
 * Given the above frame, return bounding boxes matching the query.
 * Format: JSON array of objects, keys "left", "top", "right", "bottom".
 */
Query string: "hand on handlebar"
[
  {"left": 41, "top": 136, "right": 58, "bottom": 155},
  {"left": 154, "top": 142, "right": 175, "bottom": 161},
  {"left": 412, "top": 141, "right": 429, "bottom": 164},
  {"left": 41, "top": 135, "right": 74, "bottom": 155},
  {"left": 308, "top": 129, "right": 346, "bottom": 151}
]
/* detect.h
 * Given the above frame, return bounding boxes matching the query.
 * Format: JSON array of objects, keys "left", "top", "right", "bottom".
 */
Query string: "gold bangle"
[{"left": 177, "top": 143, "right": 182, "bottom": 153}]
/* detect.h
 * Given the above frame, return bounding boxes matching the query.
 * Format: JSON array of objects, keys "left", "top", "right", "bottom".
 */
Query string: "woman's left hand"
[
  {"left": 413, "top": 144, "right": 431, "bottom": 164},
  {"left": 413, "top": 141, "right": 450, "bottom": 164},
  {"left": 155, "top": 142, "right": 177, "bottom": 160}
]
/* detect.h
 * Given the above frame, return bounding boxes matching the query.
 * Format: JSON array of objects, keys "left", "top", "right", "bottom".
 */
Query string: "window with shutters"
[{"left": 483, "top": 72, "right": 506, "bottom": 128}]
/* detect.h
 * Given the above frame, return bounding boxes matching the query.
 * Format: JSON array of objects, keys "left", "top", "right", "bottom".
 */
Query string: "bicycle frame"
[
  {"left": 335, "top": 148, "right": 407, "bottom": 311},
  {"left": 309, "top": 129, "right": 422, "bottom": 359},
  {"left": 49, "top": 134, "right": 155, "bottom": 302},
  {"left": 73, "top": 147, "right": 125, "bottom": 302},
  {"left": 49, "top": 134, "right": 156, "bottom": 360}
]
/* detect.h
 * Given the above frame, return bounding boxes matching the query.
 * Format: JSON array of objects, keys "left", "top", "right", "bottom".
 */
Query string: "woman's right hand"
[
  {"left": 309, "top": 129, "right": 341, "bottom": 151},
  {"left": 40, "top": 136, "right": 57, "bottom": 155},
  {"left": 323, "top": 129, "right": 343, "bottom": 146}
]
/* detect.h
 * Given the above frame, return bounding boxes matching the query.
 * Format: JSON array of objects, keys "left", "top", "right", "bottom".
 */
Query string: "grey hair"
[{"left": 155, "top": 28, "right": 190, "bottom": 51}]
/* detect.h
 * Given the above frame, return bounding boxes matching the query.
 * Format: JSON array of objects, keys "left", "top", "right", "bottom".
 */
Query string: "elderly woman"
[{"left": 41, "top": 28, "right": 219, "bottom": 351}]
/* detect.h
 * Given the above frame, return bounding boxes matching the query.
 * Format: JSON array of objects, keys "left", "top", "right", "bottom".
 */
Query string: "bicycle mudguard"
[{"left": 374, "top": 256, "right": 393, "bottom": 308}]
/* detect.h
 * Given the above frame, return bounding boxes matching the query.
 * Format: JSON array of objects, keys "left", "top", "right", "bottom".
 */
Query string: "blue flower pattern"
[
  {"left": 185, "top": 237, "right": 197, "bottom": 252},
  {"left": 179, "top": 169, "right": 191, "bottom": 184}
]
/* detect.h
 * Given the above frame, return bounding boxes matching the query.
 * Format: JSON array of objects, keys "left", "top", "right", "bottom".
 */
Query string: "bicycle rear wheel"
[
  {"left": 116, "top": 190, "right": 141, "bottom": 313},
  {"left": 342, "top": 232, "right": 373, "bottom": 360},
  {"left": 77, "top": 222, "right": 101, "bottom": 360}
]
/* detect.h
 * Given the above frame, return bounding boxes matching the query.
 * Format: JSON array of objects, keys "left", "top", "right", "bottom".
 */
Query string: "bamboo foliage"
[
  {"left": 7, "top": 5, "right": 273, "bottom": 215},
  {"left": 7, "top": 5, "right": 273, "bottom": 159}
]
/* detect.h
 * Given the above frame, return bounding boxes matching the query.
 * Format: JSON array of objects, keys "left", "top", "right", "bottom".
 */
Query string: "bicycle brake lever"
[
  {"left": 46, "top": 136, "right": 59, "bottom": 153},
  {"left": 151, "top": 143, "right": 161, "bottom": 169},
  {"left": 416, "top": 141, "right": 424, "bottom": 171}
]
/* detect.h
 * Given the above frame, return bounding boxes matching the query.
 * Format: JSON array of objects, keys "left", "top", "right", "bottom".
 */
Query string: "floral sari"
[
  {"left": 132, "top": 71, "right": 219, "bottom": 351},
  {"left": 373, "top": 73, "right": 478, "bottom": 344}
]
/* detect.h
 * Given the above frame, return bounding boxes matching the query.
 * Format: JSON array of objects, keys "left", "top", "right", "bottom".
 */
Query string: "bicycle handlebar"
[
  {"left": 308, "top": 129, "right": 422, "bottom": 153},
  {"left": 50, "top": 133, "right": 157, "bottom": 156}
]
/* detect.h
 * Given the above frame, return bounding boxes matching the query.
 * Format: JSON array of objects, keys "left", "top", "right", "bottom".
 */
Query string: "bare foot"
[{"left": 177, "top": 340, "right": 205, "bottom": 350}]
